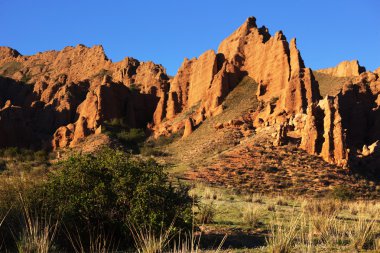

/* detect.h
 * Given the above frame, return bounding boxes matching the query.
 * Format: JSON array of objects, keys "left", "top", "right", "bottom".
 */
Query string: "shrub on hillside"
[
  {"left": 116, "top": 128, "right": 146, "bottom": 146},
  {"left": 102, "top": 118, "right": 146, "bottom": 152},
  {"left": 33, "top": 148, "right": 192, "bottom": 248}
]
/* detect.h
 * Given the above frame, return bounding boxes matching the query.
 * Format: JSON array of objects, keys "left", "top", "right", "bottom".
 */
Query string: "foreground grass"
[
  {"left": 191, "top": 183, "right": 380, "bottom": 252},
  {"left": 1, "top": 146, "right": 380, "bottom": 252}
]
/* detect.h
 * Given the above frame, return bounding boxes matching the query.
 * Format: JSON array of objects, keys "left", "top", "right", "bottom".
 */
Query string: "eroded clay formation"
[{"left": 0, "top": 17, "right": 379, "bottom": 169}]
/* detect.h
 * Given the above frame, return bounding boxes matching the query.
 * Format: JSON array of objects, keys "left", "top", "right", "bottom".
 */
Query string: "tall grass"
[
  {"left": 65, "top": 226, "right": 117, "bottom": 253},
  {"left": 128, "top": 220, "right": 176, "bottom": 253},
  {"left": 241, "top": 203, "right": 262, "bottom": 227},
  {"left": 16, "top": 195, "right": 58, "bottom": 253},
  {"left": 348, "top": 215, "right": 378, "bottom": 250},
  {"left": 266, "top": 212, "right": 300, "bottom": 253}
]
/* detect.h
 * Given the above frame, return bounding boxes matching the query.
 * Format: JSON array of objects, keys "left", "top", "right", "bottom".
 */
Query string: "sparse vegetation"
[
  {"left": 313, "top": 71, "right": 353, "bottom": 97},
  {"left": 93, "top": 68, "right": 111, "bottom": 79},
  {"left": 331, "top": 185, "right": 356, "bottom": 200},
  {"left": 0, "top": 61, "right": 23, "bottom": 76},
  {"left": 102, "top": 118, "right": 147, "bottom": 152}
]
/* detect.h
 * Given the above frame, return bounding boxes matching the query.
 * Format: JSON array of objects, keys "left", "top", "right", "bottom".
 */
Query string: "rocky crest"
[
  {"left": 0, "top": 17, "right": 379, "bottom": 171},
  {"left": 0, "top": 45, "right": 169, "bottom": 148},
  {"left": 316, "top": 60, "right": 366, "bottom": 77},
  {"left": 153, "top": 17, "right": 320, "bottom": 137}
]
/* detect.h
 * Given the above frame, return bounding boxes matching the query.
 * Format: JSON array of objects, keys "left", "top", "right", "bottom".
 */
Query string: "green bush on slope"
[{"left": 32, "top": 148, "right": 192, "bottom": 248}]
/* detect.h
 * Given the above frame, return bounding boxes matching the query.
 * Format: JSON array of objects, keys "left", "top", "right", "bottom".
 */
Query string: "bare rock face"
[
  {"left": 0, "top": 47, "right": 21, "bottom": 60},
  {"left": 299, "top": 70, "right": 380, "bottom": 168},
  {"left": 0, "top": 45, "right": 169, "bottom": 149},
  {"left": 300, "top": 96, "right": 348, "bottom": 165},
  {"left": 218, "top": 17, "right": 320, "bottom": 114},
  {"left": 0, "top": 104, "right": 35, "bottom": 147},
  {"left": 154, "top": 17, "right": 319, "bottom": 138},
  {"left": 273, "top": 123, "right": 288, "bottom": 147},
  {"left": 165, "top": 50, "right": 218, "bottom": 120},
  {"left": 316, "top": 60, "right": 366, "bottom": 77},
  {"left": 182, "top": 118, "right": 194, "bottom": 138},
  {"left": 1, "top": 16, "right": 379, "bottom": 173},
  {"left": 299, "top": 106, "right": 320, "bottom": 155}
]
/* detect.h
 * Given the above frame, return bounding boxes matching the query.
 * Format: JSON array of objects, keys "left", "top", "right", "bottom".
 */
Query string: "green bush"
[
  {"left": 106, "top": 118, "right": 128, "bottom": 128},
  {"left": 33, "top": 148, "right": 192, "bottom": 248},
  {"left": 196, "top": 202, "right": 216, "bottom": 224},
  {"left": 331, "top": 185, "right": 355, "bottom": 200},
  {"left": 33, "top": 150, "right": 48, "bottom": 162},
  {"left": 116, "top": 128, "right": 146, "bottom": 145},
  {"left": 3, "top": 147, "right": 20, "bottom": 158},
  {"left": 102, "top": 118, "right": 146, "bottom": 152}
]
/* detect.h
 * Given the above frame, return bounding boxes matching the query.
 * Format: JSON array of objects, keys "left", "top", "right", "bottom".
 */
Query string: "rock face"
[
  {"left": 153, "top": 17, "right": 320, "bottom": 137},
  {"left": 218, "top": 18, "right": 320, "bottom": 114},
  {"left": 316, "top": 60, "right": 366, "bottom": 77},
  {"left": 300, "top": 71, "right": 380, "bottom": 168},
  {"left": 300, "top": 96, "right": 348, "bottom": 166},
  {"left": 182, "top": 118, "right": 194, "bottom": 138},
  {"left": 0, "top": 45, "right": 169, "bottom": 148},
  {"left": 1, "top": 17, "right": 380, "bottom": 172}
]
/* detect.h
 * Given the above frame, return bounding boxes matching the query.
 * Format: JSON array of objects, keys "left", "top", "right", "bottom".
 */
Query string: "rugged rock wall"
[
  {"left": 153, "top": 17, "right": 320, "bottom": 137},
  {"left": 1, "top": 17, "right": 380, "bottom": 171},
  {"left": 0, "top": 45, "right": 169, "bottom": 148},
  {"left": 300, "top": 71, "right": 380, "bottom": 168},
  {"left": 300, "top": 96, "right": 348, "bottom": 166},
  {"left": 316, "top": 60, "right": 366, "bottom": 77}
]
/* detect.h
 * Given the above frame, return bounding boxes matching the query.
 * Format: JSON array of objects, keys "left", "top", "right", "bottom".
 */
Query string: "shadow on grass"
[{"left": 198, "top": 232, "right": 266, "bottom": 249}]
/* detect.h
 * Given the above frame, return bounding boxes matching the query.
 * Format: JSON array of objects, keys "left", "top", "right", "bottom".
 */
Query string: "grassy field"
[
  {"left": 190, "top": 183, "right": 380, "bottom": 252},
  {"left": 0, "top": 145, "right": 379, "bottom": 252}
]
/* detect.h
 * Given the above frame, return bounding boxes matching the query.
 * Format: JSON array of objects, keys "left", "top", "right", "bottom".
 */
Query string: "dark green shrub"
[
  {"left": 33, "top": 150, "right": 48, "bottom": 162},
  {"left": 0, "top": 160, "right": 6, "bottom": 172},
  {"left": 33, "top": 148, "right": 192, "bottom": 248},
  {"left": 116, "top": 128, "right": 146, "bottom": 145},
  {"left": 106, "top": 118, "right": 128, "bottom": 127},
  {"left": 3, "top": 147, "right": 19, "bottom": 158},
  {"left": 20, "top": 149, "right": 34, "bottom": 162},
  {"left": 102, "top": 118, "right": 146, "bottom": 152},
  {"left": 331, "top": 185, "right": 355, "bottom": 200},
  {"left": 196, "top": 202, "right": 216, "bottom": 224}
]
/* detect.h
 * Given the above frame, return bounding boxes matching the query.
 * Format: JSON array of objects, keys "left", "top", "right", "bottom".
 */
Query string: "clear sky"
[{"left": 1, "top": 0, "right": 379, "bottom": 75}]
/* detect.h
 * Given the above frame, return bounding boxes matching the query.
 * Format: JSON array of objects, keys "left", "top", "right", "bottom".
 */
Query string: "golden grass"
[{"left": 190, "top": 183, "right": 380, "bottom": 252}]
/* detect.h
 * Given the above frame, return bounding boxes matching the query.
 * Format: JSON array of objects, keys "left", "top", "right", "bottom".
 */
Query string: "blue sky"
[{"left": 1, "top": 0, "right": 379, "bottom": 75}]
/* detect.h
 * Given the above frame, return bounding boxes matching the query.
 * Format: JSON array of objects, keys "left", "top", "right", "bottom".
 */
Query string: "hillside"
[
  {"left": 1, "top": 15, "right": 380, "bottom": 252},
  {"left": 0, "top": 16, "right": 380, "bottom": 193}
]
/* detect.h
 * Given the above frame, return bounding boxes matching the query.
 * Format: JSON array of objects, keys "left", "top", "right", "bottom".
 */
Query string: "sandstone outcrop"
[
  {"left": 218, "top": 18, "right": 320, "bottom": 114},
  {"left": 300, "top": 71, "right": 380, "bottom": 167},
  {"left": 0, "top": 45, "right": 169, "bottom": 148},
  {"left": 1, "top": 17, "right": 380, "bottom": 173},
  {"left": 154, "top": 17, "right": 320, "bottom": 138},
  {"left": 316, "top": 60, "right": 366, "bottom": 77},
  {"left": 182, "top": 118, "right": 194, "bottom": 138}
]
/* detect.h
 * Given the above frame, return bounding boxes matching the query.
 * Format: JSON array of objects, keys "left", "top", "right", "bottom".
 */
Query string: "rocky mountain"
[
  {"left": 316, "top": 60, "right": 366, "bottom": 77},
  {"left": 0, "top": 44, "right": 169, "bottom": 148},
  {"left": 0, "top": 17, "right": 379, "bottom": 173}
]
